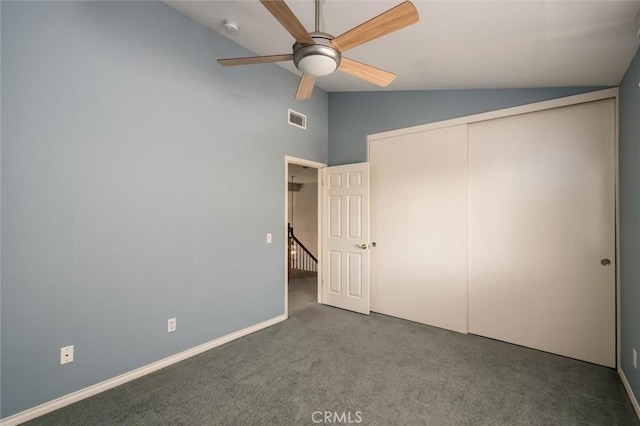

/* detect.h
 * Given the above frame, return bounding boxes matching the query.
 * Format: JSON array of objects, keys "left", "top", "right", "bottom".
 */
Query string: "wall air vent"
[{"left": 288, "top": 109, "right": 307, "bottom": 130}]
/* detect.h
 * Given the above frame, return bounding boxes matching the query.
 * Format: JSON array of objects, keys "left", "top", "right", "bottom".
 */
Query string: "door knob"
[
  {"left": 356, "top": 244, "right": 368, "bottom": 249},
  {"left": 601, "top": 258, "right": 611, "bottom": 266}
]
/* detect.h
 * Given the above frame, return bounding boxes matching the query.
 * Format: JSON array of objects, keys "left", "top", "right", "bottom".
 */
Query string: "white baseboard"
[
  {"left": 0, "top": 314, "right": 287, "bottom": 426},
  {"left": 619, "top": 367, "right": 640, "bottom": 420}
]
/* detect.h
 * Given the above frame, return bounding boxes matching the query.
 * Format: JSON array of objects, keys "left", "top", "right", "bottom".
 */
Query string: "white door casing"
[
  {"left": 467, "top": 98, "right": 616, "bottom": 367},
  {"left": 321, "top": 163, "right": 370, "bottom": 314}
]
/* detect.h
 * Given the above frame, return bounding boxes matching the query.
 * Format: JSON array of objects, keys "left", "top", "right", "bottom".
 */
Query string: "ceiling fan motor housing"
[{"left": 293, "top": 32, "right": 341, "bottom": 77}]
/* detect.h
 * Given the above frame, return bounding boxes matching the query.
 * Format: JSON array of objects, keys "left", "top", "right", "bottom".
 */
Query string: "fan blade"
[
  {"left": 260, "top": 0, "right": 314, "bottom": 46},
  {"left": 338, "top": 57, "right": 396, "bottom": 87},
  {"left": 218, "top": 54, "right": 293, "bottom": 66},
  {"left": 295, "top": 74, "right": 315, "bottom": 100},
  {"left": 331, "top": 1, "right": 419, "bottom": 53}
]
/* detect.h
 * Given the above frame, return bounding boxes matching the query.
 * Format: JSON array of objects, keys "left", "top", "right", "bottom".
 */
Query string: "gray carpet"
[{"left": 27, "top": 271, "right": 639, "bottom": 425}]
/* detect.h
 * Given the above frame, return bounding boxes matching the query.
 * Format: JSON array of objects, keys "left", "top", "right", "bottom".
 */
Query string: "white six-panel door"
[
  {"left": 321, "top": 163, "right": 370, "bottom": 314},
  {"left": 467, "top": 98, "right": 616, "bottom": 367}
]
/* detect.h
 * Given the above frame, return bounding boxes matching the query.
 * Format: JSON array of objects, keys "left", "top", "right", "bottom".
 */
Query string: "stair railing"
[{"left": 288, "top": 223, "right": 318, "bottom": 273}]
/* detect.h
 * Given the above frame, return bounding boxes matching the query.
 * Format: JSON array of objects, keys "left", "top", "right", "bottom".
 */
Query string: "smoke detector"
[{"left": 223, "top": 20, "right": 239, "bottom": 33}]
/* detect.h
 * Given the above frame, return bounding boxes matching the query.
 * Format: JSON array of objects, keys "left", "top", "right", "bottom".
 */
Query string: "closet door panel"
[
  {"left": 468, "top": 99, "right": 615, "bottom": 367},
  {"left": 370, "top": 125, "right": 468, "bottom": 333}
]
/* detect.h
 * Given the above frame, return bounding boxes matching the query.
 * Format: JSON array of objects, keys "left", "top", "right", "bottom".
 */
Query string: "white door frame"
[{"left": 284, "top": 155, "right": 327, "bottom": 317}]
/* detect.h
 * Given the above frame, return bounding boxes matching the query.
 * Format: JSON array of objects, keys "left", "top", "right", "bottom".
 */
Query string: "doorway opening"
[{"left": 285, "top": 157, "right": 324, "bottom": 317}]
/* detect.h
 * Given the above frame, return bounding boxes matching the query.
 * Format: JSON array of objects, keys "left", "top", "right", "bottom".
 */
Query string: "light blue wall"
[
  {"left": 328, "top": 87, "right": 607, "bottom": 165},
  {"left": 620, "top": 46, "right": 640, "bottom": 401},
  {"left": 1, "top": 1, "right": 327, "bottom": 417}
]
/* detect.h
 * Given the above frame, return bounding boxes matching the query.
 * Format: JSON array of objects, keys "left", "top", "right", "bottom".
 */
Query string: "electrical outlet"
[
  {"left": 168, "top": 318, "right": 176, "bottom": 333},
  {"left": 634, "top": 349, "right": 637, "bottom": 369},
  {"left": 266, "top": 233, "right": 272, "bottom": 244},
  {"left": 60, "top": 345, "right": 74, "bottom": 365}
]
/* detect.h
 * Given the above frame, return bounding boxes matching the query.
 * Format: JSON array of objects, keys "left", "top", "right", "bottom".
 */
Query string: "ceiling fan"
[{"left": 217, "top": 0, "right": 419, "bottom": 100}]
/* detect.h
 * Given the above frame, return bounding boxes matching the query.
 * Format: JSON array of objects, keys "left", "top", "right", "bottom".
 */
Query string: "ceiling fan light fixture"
[
  {"left": 293, "top": 32, "right": 341, "bottom": 77},
  {"left": 297, "top": 54, "right": 338, "bottom": 77}
]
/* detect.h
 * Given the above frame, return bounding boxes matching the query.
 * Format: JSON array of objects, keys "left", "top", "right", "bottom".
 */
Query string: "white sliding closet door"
[
  {"left": 370, "top": 125, "right": 468, "bottom": 333},
  {"left": 468, "top": 99, "right": 615, "bottom": 367}
]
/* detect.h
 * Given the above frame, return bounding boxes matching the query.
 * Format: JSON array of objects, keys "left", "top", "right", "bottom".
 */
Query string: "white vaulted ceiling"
[{"left": 166, "top": 0, "right": 640, "bottom": 92}]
